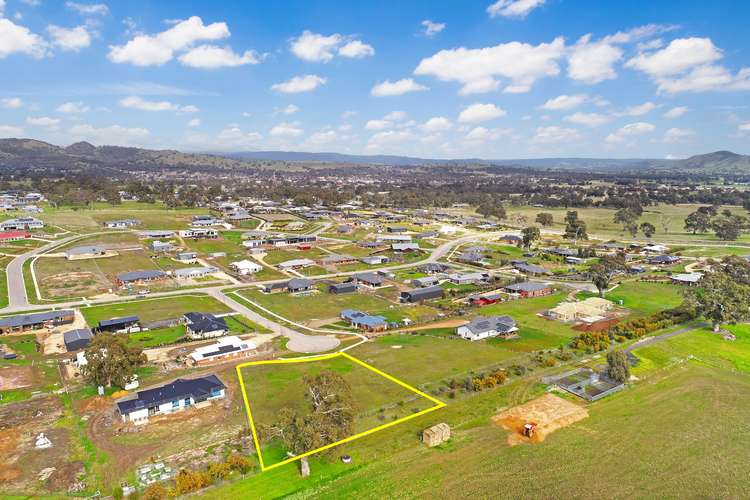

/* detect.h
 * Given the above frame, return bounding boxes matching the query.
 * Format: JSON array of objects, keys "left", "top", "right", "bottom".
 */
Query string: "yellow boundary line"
[{"left": 235, "top": 351, "right": 446, "bottom": 472}]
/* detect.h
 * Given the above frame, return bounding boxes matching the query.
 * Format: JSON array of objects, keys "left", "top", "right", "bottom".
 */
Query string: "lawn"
[
  {"left": 38, "top": 202, "right": 207, "bottom": 232},
  {"left": 80, "top": 294, "right": 231, "bottom": 325},
  {"left": 579, "top": 281, "right": 685, "bottom": 317},
  {"left": 0, "top": 256, "right": 10, "bottom": 308},
  {"left": 128, "top": 325, "right": 186, "bottom": 348}
]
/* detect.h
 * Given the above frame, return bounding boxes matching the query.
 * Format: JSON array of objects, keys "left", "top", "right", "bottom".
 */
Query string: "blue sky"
[{"left": 1, "top": 0, "right": 749, "bottom": 158}]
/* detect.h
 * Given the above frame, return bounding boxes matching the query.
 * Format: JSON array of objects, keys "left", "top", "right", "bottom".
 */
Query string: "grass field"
[
  {"left": 579, "top": 281, "right": 685, "bottom": 317},
  {"left": 38, "top": 202, "right": 208, "bottom": 231},
  {"left": 80, "top": 294, "right": 231, "bottom": 325},
  {"left": 238, "top": 354, "right": 439, "bottom": 467},
  {"left": 0, "top": 256, "right": 10, "bottom": 308}
]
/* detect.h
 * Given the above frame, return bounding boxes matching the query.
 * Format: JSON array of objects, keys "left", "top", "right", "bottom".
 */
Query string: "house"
[
  {"left": 288, "top": 278, "right": 314, "bottom": 293},
  {"left": 387, "top": 226, "right": 408, "bottom": 233},
  {"left": 0, "top": 217, "right": 44, "bottom": 230},
  {"left": 151, "top": 240, "right": 174, "bottom": 253},
  {"left": 546, "top": 247, "right": 577, "bottom": 258},
  {"left": 514, "top": 262, "right": 549, "bottom": 275},
  {"left": 191, "top": 217, "right": 223, "bottom": 227},
  {"left": 329, "top": 282, "right": 358, "bottom": 294},
  {"left": 63, "top": 328, "right": 93, "bottom": 352},
  {"left": 376, "top": 234, "right": 412, "bottom": 243},
  {"left": 116, "top": 375, "right": 226, "bottom": 425},
  {"left": 189, "top": 336, "right": 256, "bottom": 366},
  {"left": 350, "top": 272, "right": 385, "bottom": 288},
  {"left": 138, "top": 230, "right": 176, "bottom": 239},
  {"left": 415, "top": 231, "right": 438, "bottom": 240},
  {"left": 184, "top": 312, "right": 228, "bottom": 339},
  {"left": 179, "top": 228, "right": 218, "bottom": 239},
  {"left": 176, "top": 252, "right": 198, "bottom": 263},
  {"left": 547, "top": 298, "right": 613, "bottom": 323},
  {"left": 340, "top": 310, "right": 388, "bottom": 332},
  {"left": 361, "top": 255, "right": 389, "bottom": 265},
  {"left": 447, "top": 272, "right": 490, "bottom": 285},
  {"left": 500, "top": 234, "right": 522, "bottom": 244},
  {"left": 671, "top": 272, "right": 703, "bottom": 285},
  {"left": 65, "top": 245, "right": 109, "bottom": 260},
  {"left": 0, "top": 310, "right": 75, "bottom": 334},
  {"left": 420, "top": 263, "right": 448, "bottom": 274},
  {"left": 503, "top": 282, "right": 552, "bottom": 298},
  {"left": 319, "top": 254, "right": 357, "bottom": 266},
  {"left": 174, "top": 267, "right": 217, "bottom": 280},
  {"left": 392, "top": 243, "right": 421, "bottom": 252},
  {"left": 117, "top": 270, "right": 168, "bottom": 286},
  {"left": 97, "top": 316, "right": 140, "bottom": 333},
  {"left": 0, "top": 230, "right": 30, "bottom": 242},
  {"left": 337, "top": 224, "right": 354, "bottom": 234},
  {"left": 648, "top": 255, "right": 680, "bottom": 265},
  {"left": 230, "top": 260, "right": 263, "bottom": 275},
  {"left": 104, "top": 219, "right": 140, "bottom": 229},
  {"left": 455, "top": 252, "right": 485, "bottom": 265},
  {"left": 278, "top": 258, "right": 315, "bottom": 270},
  {"left": 400, "top": 285, "right": 444, "bottom": 303},
  {"left": 565, "top": 256, "right": 585, "bottom": 265},
  {"left": 456, "top": 315, "right": 518, "bottom": 341},
  {"left": 412, "top": 276, "right": 440, "bottom": 288},
  {"left": 259, "top": 281, "right": 288, "bottom": 294},
  {"left": 643, "top": 244, "right": 669, "bottom": 253},
  {"left": 468, "top": 293, "right": 503, "bottom": 307}
]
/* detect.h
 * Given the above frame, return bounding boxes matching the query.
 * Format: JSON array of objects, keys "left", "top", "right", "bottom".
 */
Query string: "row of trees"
[{"left": 684, "top": 205, "right": 749, "bottom": 241}]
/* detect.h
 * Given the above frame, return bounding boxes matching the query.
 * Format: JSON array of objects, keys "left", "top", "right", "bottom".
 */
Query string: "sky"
[{"left": 1, "top": 0, "right": 750, "bottom": 159}]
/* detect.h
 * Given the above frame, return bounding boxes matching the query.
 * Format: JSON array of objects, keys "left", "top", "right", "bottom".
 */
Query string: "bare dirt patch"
[
  {"left": 44, "top": 271, "right": 109, "bottom": 298},
  {"left": 0, "top": 365, "right": 35, "bottom": 390},
  {"left": 492, "top": 393, "right": 589, "bottom": 446}
]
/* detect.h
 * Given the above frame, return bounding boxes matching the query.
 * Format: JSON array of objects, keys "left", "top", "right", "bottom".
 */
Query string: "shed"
[
  {"left": 63, "top": 328, "right": 93, "bottom": 352},
  {"left": 422, "top": 423, "right": 451, "bottom": 447}
]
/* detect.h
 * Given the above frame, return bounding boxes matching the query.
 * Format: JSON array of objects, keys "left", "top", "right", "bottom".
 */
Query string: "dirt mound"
[{"left": 492, "top": 393, "right": 588, "bottom": 446}]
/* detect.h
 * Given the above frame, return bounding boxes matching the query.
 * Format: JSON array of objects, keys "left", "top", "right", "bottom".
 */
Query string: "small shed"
[{"left": 422, "top": 423, "right": 451, "bottom": 447}]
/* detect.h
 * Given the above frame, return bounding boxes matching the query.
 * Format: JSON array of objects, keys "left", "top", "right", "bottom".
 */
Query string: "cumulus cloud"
[
  {"left": 365, "top": 119, "right": 390, "bottom": 131},
  {"left": 270, "top": 122, "right": 303, "bottom": 137},
  {"left": 108, "top": 16, "right": 255, "bottom": 69},
  {"left": 738, "top": 123, "right": 750, "bottom": 133},
  {"left": 567, "top": 34, "right": 622, "bottom": 84},
  {"left": 66, "top": 2, "right": 109, "bottom": 16},
  {"left": 626, "top": 37, "right": 750, "bottom": 93},
  {"left": 47, "top": 25, "right": 91, "bottom": 52},
  {"left": 69, "top": 123, "right": 149, "bottom": 146},
  {"left": 119, "top": 96, "right": 197, "bottom": 113},
  {"left": 539, "top": 94, "right": 588, "bottom": 111},
  {"left": 384, "top": 110, "right": 407, "bottom": 121},
  {"left": 275, "top": 104, "right": 299, "bottom": 115},
  {"left": 487, "top": 0, "right": 545, "bottom": 19},
  {"left": 414, "top": 37, "right": 565, "bottom": 94},
  {"left": 663, "top": 127, "right": 694, "bottom": 143},
  {"left": 178, "top": 45, "right": 260, "bottom": 68},
  {"left": 564, "top": 112, "right": 611, "bottom": 127},
  {"left": 26, "top": 116, "right": 60, "bottom": 129},
  {"left": 532, "top": 125, "right": 582, "bottom": 143},
  {"left": 305, "top": 130, "right": 340, "bottom": 148},
  {"left": 465, "top": 126, "right": 510, "bottom": 142},
  {"left": 213, "top": 126, "right": 262, "bottom": 148},
  {"left": 0, "top": 18, "right": 48, "bottom": 59},
  {"left": 187, "top": 118, "right": 201, "bottom": 127},
  {"left": 606, "top": 121, "right": 655, "bottom": 143},
  {"left": 617, "top": 102, "right": 657, "bottom": 116},
  {"left": 271, "top": 74, "right": 327, "bottom": 93},
  {"left": 1, "top": 97, "right": 23, "bottom": 109},
  {"left": 0, "top": 124, "right": 24, "bottom": 136},
  {"left": 57, "top": 101, "right": 90, "bottom": 113},
  {"left": 421, "top": 20, "right": 445, "bottom": 37},
  {"left": 458, "top": 103, "right": 506, "bottom": 123},
  {"left": 371, "top": 78, "right": 428, "bottom": 96},
  {"left": 663, "top": 106, "right": 688, "bottom": 118},
  {"left": 365, "top": 130, "right": 413, "bottom": 152},
  {"left": 290, "top": 30, "right": 373, "bottom": 62},
  {"left": 422, "top": 116, "right": 452, "bottom": 132}
]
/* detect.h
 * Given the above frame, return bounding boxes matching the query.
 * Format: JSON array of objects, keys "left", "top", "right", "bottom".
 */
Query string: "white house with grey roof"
[{"left": 456, "top": 316, "right": 518, "bottom": 341}]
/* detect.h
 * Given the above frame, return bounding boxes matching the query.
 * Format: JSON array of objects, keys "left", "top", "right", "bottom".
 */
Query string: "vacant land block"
[{"left": 80, "top": 294, "right": 231, "bottom": 325}]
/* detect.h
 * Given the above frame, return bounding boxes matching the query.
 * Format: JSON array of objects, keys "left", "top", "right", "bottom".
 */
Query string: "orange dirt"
[
  {"left": 0, "top": 365, "right": 35, "bottom": 391},
  {"left": 492, "top": 393, "right": 589, "bottom": 446}
]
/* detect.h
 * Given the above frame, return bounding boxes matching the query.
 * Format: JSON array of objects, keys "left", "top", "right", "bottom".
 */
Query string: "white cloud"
[
  {"left": 271, "top": 74, "right": 327, "bottom": 93},
  {"left": 365, "top": 130, "right": 413, "bottom": 152},
  {"left": 458, "top": 103, "right": 506, "bottom": 123},
  {"left": 178, "top": 45, "right": 260, "bottom": 68},
  {"left": 47, "top": 25, "right": 91, "bottom": 52},
  {"left": 564, "top": 112, "right": 611, "bottom": 127},
  {"left": 465, "top": 126, "right": 509, "bottom": 142},
  {"left": 69, "top": 123, "right": 149, "bottom": 146},
  {"left": 305, "top": 130, "right": 339, "bottom": 147},
  {"left": 0, "top": 124, "right": 23, "bottom": 136},
  {"left": 1, "top": 97, "right": 23, "bottom": 109},
  {"left": 371, "top": 78, "right": 428, "bottom": 97},
  {"left": 619, "top": 102, "right": 656, "bottom": 116},
  {"left": 270, "top": 122, "right": 303, "bottom": 137},
  {"left": 532, "top": 125, "right": 582, "bottom": 143},
  {"left": 422, "top": 116, "right": 452, "bottom": 132},
  {"left": 0, "top": 18, "right": 48, "bottom": 59},
  {"left": 663, "top": 106, "right": 688, "bottom": 118},
  {"left": 540, "top": 94, "right": 588, "bottom": 111},
  {"left": 56, "top": 101, "right": 89, "bottom": 113},
  {"left": 421, "top": 20, "right": 445, "bottom": 37},
  {"left": 625, "top": 37, "right": 750, "bottom": 93},
  {"left": 290, "top": 31, "right": 341, "bottom": 62},
  {"left": 119, "top": 96, "right": 197, "bottom": 113},
  {"left": 567, "top": 34, "right": 622, "bottom": 84},
  {"left": 276, "top": 104, "right": 299, "bottom": 115},
  {"left": 663, "top": 127, "right": 694, "bottom": 143},
  {"left": 0, "top": 0, "right": 5, "bottom": 15},
  {"left": 606, "top": 121, "right": 655, "bottom": 143},
  {"left": 384, "top": 110, "right": 407, "bottom": 121},
  {"left": 414, "top": 37, "right": 565, "bottom": 95},
  {"left": 738, "top": 123, "right": 750, "bottom": 132},
  {"left": 26, "top": 116, "right": 60, "bottom": 128},
  {"left": 187, "top": 118, "right": 201, "bottom": 127},
  {"left": 487, "top": 0, "right": 545, "bottom": 19},
  {"left": 213, "top": 126, "right": 262, "bottom": 148},
  {"left": 66, "top": 2, "right": 109, "bottom": 16},
  {"left": 108, "top": 16, "right": 247, "bottom": 67},
  {"left": 338, "top": 40, "right": 374, "bottom": 58},
  {"left": 365, "top": 119, "right": 391, "bottom": 131}
]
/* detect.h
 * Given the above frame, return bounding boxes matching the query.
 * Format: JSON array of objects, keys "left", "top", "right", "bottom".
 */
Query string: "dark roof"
[
  {"left": 514, "top": 263, "right": 548, "bottom": 274},
  {"left": 353, "top": 272, "right": 385, "bottom": 285},
  {"left": 401, "top": 285, "right": 444, "bottom": 302},
  {"left": 420, "top": 263, "right": 447, "bottom": 273},
  {"left": 116, "top": 375, "right": 225, "bottom": 415},
  {"left": 288, "top": 278, "right": 313, "bottom": 290},
  {"left": 63, "top": 328, "right": 93, "bottom": 351},
  {"left": 463, "top": 315, "right": 517, "bottom": 335},
  {"left": 504, "top": 282, "right": 550, "bottom": 293},
  {"left": 0, "top": 310, "right": 74, "bottom": 328},
  {"left": 117, "top": 270, "right": 167, "bottom": 282},
  {"left": 184, "top": 312, "right": 227, "bottom": 334},
  {"left": 329, "top": 282, "right": 358, "bottom": 293},
  {"left": 99, "top": 315, "right": 139, "bottom": 328}
]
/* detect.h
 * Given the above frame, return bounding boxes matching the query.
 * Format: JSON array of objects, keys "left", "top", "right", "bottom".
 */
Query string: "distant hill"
[{"left": 667, "top": 151, "right": 750, "bottom": 174}]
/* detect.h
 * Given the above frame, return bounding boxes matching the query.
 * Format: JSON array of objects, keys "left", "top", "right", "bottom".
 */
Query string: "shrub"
[{"left": 142, "top": 483, "right": 169, "bottom": 500}]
